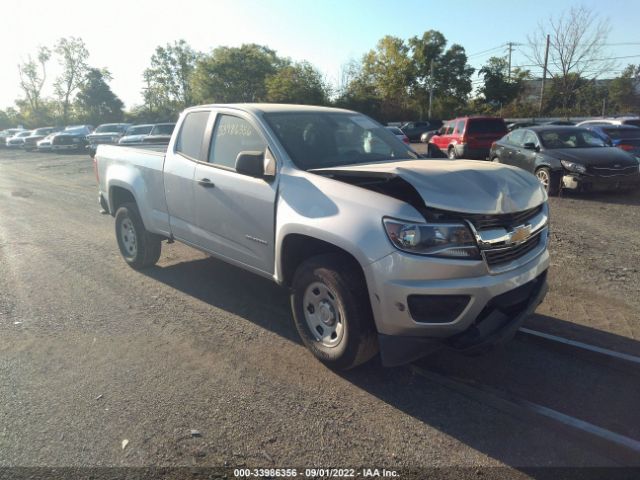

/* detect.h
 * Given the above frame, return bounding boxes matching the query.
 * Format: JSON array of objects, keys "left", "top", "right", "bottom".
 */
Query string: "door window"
[
  {"left": 455, "top": 120, "right": 465, "bottom": 135},
  {"left": 443, "top": 122, "right": 454, "bottom": 135},
  {"left": 175, "top": 111, "right": 210, "bottom": 160},
  {"left": 522, "top": 131, "right": 538, "bottom": 147},
  {"left": 208, "top": 115, "right": 266, "bottom": 169},
  {"left": 508, "top": 130, "right": 525, "bottom": 146}
]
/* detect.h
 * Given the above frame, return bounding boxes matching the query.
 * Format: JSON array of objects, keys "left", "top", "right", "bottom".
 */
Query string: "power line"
[{"left": 467, "top": 45, "right": 505, "bottom": 58}]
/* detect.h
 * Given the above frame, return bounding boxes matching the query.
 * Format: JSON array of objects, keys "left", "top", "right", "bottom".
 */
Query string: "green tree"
[
  {"left": 191, "top": 44, "right": 283, "bottom": 103},
  {"left": 340, "top": 36, "right": 415, "bottom": 121},
  {"left": 265, "top": 61, "right": 329, "bottom": 105},
  {"left": 609, "top": 64, "right": 640, "bottom": 113},
  {"left": 478, "top": 56, "right": 529, "bottom": 108},
  {"left": 409, "top": 30, "right": 474, "bottom": 118},
  {"left": 142, "top": 40, "right": 199, "bottom": 115},
  {"left": 54, "top": 37, "right": 90, "bottom": 123},
  {"left": 75, "top": 68, "right": 124, "bottom": 125}
]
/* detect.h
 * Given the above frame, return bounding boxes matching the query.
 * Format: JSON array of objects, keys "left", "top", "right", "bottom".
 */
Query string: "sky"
[{"left": 2, "top": 0, "right": 640, "bottom": 110}]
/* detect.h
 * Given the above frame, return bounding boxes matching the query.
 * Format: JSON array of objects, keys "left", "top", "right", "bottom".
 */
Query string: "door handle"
[{"left": 197, "top": 178, "right": 215, "bottom": 188}]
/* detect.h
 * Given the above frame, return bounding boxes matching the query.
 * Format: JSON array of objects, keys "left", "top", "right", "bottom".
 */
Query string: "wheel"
[
  {"left": 535, "top": 167, "right": 561, "bottom": 196},
  {"left": 448, "top": 146, "right": 457, "bottom": 160},
  {"left": 115, "top": 202, "right": 161, "bottom": 269},
  {"left": 491, "top": 156, "right": 501, "bottom": 163},
  {"left": 291, "top": 254, "right": 378, "bottom": 370}
]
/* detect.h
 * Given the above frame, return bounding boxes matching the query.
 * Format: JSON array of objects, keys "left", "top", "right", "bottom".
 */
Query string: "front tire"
[
  {"left": 291, "top": 254, "right": 378, "bottom": 370},
  {"left": 448, "top": 146, "right": 458, "bottom": 160},
  {"left": 535, "top": 167, "right": 561, "bottom": 196},
  {"left": 115, "top": 202, "right": 161, "bottom": 269}
]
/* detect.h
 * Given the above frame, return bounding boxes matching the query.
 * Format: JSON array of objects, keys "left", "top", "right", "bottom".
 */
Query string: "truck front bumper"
[{"left": 364, "top": 242, "right": 550, "bottom": 366}]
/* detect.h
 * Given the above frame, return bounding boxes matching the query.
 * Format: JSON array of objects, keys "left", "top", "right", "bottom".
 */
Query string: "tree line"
[{"left": 2, "top": 6, "right": 639, "bottom": 129}]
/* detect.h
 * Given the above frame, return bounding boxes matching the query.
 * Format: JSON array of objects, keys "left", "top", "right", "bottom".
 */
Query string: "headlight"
[
  {"left": 383, "top": 218, "right": 480, "bottom": 259},
  {"left": 560, "top": 159, "right": 586, "bottom": 174}
]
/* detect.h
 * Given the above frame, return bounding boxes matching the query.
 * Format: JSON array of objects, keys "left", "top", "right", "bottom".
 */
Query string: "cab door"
[
  {"left": 192, "top": 111, "right": 278, "bottom": 275},
  {"left": 163, "top": 110, "right": 211, "bottom": 244}
]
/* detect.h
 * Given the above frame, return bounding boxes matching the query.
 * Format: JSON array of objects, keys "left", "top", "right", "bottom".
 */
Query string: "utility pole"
[
  {"left": 505, "top": 42, "right": 522, "bottom": 80},
  {"left": 539, "top": 34, "right": 550, "bottom": 114},
  {"left": 428, "top": 59, "right": 434, "bottom": 120}
]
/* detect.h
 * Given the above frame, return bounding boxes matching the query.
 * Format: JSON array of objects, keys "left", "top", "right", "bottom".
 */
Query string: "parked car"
[
  {"left": 24, "top": 127, "right": 62, "bottom": 151},
  {"left": 6, "top": 130, "right": 33, "bottom": 148},
  {"left": 87, "top": 123, "right": 132, "bottom": 154},
  {"left": 37, "top": 133, "right": 57, "bottom": 151},
  {"left": 0, "top": 128, "right": 26, "bottom": 147},
  {"left": 507, "top": 121, "right": 538, "bottom": 131},
  {"left": 577, "top": 117, "right": 640, "bottom": 128},
  {"left": 50, "top": 125, "right": 92, "bottom": 152},
  {"left": 489, "top": 126, "right": 640, "bottom": 195},
  {"left": 419, "top": 122, "right": 445, "bottom": 144},
  {"left": 118, "top": 124, "right": 154, "bottom": 145},
  {"left": 544, "top": 120, "right": 575, "bottom": 126},
  {"left": 429, "top": 116, "right": 508, "bottom": 159},
  {"left": 582, "top": 124, "right": 640, "bottom": 157},
  {"left": 95, "top": 103, "right": 549, "bottom": 369},
  {"left": 386, "top": 126, "right": 410, "bottom": 144},
  {"left": 400, "top": 120, "right": 443, "bottom": 142},
  {"left": 141, "top": 123, "right": 176, "bottom": 144}
]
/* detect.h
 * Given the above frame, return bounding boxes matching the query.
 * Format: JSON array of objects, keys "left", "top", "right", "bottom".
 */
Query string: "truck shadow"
[{"left": 142, "top": 255, "right": 639, "bottom": 471}]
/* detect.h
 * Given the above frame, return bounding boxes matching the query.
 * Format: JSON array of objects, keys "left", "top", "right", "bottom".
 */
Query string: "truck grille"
[
  {"left": 483, "top": 233, "right": 542, "bottom": 267},
  {"left": 464, "top": 205, "right": 542, "bottom": 230}
]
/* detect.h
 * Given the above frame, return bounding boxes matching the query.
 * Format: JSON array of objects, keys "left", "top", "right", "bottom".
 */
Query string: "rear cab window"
[{"left": 176, "top": 111, "right": 210, "bottom": 160}]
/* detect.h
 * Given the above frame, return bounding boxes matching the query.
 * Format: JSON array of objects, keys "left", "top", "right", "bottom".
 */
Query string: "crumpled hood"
[{"left": 313, "top": 159, "right": 547, "bottom": 214}]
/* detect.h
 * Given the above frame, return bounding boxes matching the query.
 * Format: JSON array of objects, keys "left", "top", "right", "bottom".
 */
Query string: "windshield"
[
  {"left": 150, "top": 124, "right": 175, "bottom": 135},
  {"left": 17, "top": 131, "right": 32, "bottom": 137},
  {"left": 126, "top": 125, "right": 153, "bottom": 136},
  {"left": 95, "top": 124, "right": 126, "bottom": 133},
  {"left": 540, "top": 129, "right": 608, "bottom": 149},
  {"left": 33, "top": 128, "right": 51, "bottom": 136},
  {"left": 264, "top": 112, "right": 417, "bottom": 170},
  {"left": 64, "top": 127, "right": 89, "bottom": 135}
]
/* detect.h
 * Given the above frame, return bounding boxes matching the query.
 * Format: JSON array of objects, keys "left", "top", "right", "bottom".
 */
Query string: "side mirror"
[
  {"left": 235, "top": 151, "right": 266, "bottom": 178},
  {"left": 523, "top": 142, "right": 538, "bottom": 151}
]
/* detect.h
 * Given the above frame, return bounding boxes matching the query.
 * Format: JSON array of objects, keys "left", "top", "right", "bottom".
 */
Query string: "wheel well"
[
  {"left": 109, "top": 186, "right": 136, "bottom": 216},
  {"left": 280, "top": 234, "right": 365, "bottom": 288}
]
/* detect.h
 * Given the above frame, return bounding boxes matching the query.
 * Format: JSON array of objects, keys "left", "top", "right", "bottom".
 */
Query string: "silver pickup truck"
[{"left": 95, "top": 104, "right": 550, "bottom": 369}]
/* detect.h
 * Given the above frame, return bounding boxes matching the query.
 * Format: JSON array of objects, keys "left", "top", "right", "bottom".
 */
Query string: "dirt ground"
[{"left": 0, "top": 149, "right": 638, "bottom": 475}]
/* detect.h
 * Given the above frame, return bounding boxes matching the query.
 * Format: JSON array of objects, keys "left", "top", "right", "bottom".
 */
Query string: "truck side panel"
[{"left": 97, "top": 144, "right": 171, "bottom": 237}]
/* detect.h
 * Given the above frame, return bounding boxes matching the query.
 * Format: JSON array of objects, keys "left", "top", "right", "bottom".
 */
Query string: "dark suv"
[
  {"left": 429, "top": 116, "right": 508, "bottom": 159},
  {"left": 400, "top": 120, "right": 442, "bottom": 142}
]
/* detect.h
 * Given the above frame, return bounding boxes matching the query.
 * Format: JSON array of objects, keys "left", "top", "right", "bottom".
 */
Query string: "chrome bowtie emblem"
[{"left": 509, "top": 224, "right": 532, "bottom": 244}]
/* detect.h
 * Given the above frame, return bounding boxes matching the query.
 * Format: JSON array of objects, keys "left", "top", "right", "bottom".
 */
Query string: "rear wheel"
[
  {"left": 291, "top": 254, "right": 378, "bottom": 370},
  {"left": 115, "top": 202, "right": 161, "bottom": 269},
  {"left": 536, "top": 167, "right": 561, "bottom": 196}
]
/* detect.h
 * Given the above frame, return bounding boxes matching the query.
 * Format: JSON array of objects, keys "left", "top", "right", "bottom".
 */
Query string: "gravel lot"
[{"left": 0, "top": 149, "right": 638, "bottom": 476}]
